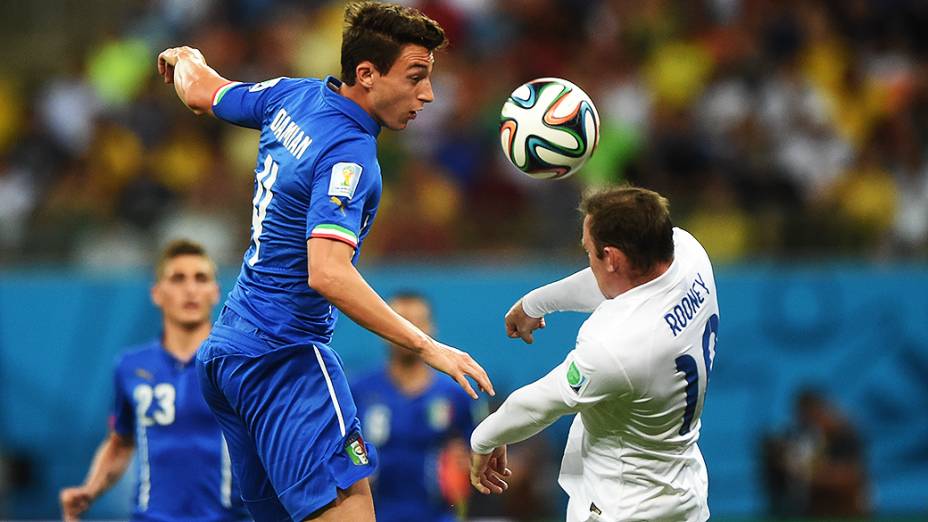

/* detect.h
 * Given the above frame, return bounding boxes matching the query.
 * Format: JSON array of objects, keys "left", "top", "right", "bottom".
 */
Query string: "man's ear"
[
  {"left": 603, "top": 246, "right": 625, "bottom": 274},
  {"left": 355, "top": 61, "right": 376, "bottom": 89},
  {"left": 150, "top": 283, "right": 163, "bottom": 307}
]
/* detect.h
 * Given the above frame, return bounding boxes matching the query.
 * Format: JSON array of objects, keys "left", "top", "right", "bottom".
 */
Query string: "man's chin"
[
  {"left": 176, "top": 316, "right": 210, "bottom": 330},
  {"left": 386, "top": 119, "right": 409, "bottom": 131}
]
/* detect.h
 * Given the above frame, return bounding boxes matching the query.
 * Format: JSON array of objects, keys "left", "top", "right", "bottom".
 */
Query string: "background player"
[
  {"left": 470, "top": 186, "right": 719, "bottom": 522},
  {"left": 157, "top": 2, "right": 493, "bottom": 520},
  {"left": 59, "top": 239, "right": 247, "bottom": 521},
  {"left": 352, "top": 292, "right": 476, "bottom": 522}
]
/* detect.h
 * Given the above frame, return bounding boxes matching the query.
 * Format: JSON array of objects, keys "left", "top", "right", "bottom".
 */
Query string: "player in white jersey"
[{"left": 469, "top": 186, "right": 719, "bottom": 522}]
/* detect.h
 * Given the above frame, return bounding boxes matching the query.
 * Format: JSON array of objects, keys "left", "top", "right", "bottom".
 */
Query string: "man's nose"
[{"left": 419, "top": 78, "right": 434, "bottom": 103}]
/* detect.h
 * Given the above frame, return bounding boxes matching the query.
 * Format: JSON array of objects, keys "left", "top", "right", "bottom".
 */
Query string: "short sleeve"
[
  {"left": 306, "top": 137, "right": 379, "bottom": 249},
  {"left": 557, "top": 335, "right": 633, "bottom": 410},
  {"left": 211, "top": 77, "right": 289, "bottom": 129},
  {"left": 111, "top": 363, "right": 134, "bottom": 437}
]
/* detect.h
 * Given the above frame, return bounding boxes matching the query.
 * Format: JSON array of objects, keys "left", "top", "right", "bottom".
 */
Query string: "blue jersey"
[
  {"left": 112, "top": 340, "right": 248, "bottom": 521},
  {"left": 352, "top": 369, "right": 477, "bottom": 522},
  {"left": 211, "top": 76, "right": 382, "bottom": 348}
]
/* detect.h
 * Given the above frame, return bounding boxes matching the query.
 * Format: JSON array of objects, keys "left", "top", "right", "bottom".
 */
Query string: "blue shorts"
[{"left": 197, "top": 311, "right": 378, "bottom": 521}]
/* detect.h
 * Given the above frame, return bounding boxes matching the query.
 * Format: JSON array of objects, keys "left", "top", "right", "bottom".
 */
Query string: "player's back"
[
  {"left": 210, "top": 76, "right": 383, "bottom": 350},
  {"left": 562, "top": 228, "right": 718, "bottom": 522}
]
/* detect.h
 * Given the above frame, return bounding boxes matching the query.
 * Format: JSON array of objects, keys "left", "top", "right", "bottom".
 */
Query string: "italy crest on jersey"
[
  {"left": 427, "top": 398, "right": 452, "bottom": 431},
  {"left": 345, "top": 432, "right": 370, "bottom": 466}
]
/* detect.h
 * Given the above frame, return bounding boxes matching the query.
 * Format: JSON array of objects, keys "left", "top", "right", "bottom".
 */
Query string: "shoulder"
[
  {"left": 115, "top": 339, "right": 161, "bottom": 366},
  {"left": 350, "top": 367, "right": 389, "bottom": 394},
  {"left": 673, "top": 227, "right": 712, "bottom": 265},
  {"left": 432, "top": 372, "right": 472, "bottom": 401},
  {"left": 252, "top": 76, "right": 316, "bottom": 97},
  {"left": 327, "top": 132, "right": 378, "bottom": 158},
  {"left": 577, "top": 304, "right": 652, "bottom": 371}
]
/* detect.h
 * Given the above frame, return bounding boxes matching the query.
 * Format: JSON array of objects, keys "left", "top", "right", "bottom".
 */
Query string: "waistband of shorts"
[{"left": 208, "top": 307, "right": 332, "bottom": 357}]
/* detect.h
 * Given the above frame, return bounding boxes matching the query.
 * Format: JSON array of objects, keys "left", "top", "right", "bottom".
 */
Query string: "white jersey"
[{"left": 472, "top": 228, "right": 718, "bottom": 522}]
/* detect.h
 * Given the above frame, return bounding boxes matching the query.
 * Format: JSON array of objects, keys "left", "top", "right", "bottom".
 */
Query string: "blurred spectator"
[
  {"left": 4, "top": 0, "right": 928, "bottom": 265},
  {"left": 761, "top": 388, "right": 870, "bottom": 518}
]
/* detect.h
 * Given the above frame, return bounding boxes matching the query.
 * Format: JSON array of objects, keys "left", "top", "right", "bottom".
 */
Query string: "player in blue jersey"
[
  {"left": 156, "top": 2, "right": 494, "bottom": 521},
  {"left": 59, "top": 240, "right": 248, "bottom": 522},
  {"left": 352, "top": 292, "right": 477, "bottom": 522}
]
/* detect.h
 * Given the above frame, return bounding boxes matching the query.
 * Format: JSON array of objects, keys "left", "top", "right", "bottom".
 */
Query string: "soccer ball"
[{"left": 499, "top": 77, "right": 600, "bottom": 180}]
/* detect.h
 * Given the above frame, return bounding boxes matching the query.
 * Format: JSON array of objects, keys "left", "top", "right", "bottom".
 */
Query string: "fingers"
[
  {"left": 470, "top": 453, "right": 491, "bottom": 494},
  {"left": 471, "top": 476, "right": 491, "bottom": 495},
  {"left": 505, "top": 319, "right": 519, "bottom": 338},
  {"left": 479, "top": 471, "right": 508, "bottom": 494},
  {"left": 462, "top": 356, "right": 494, "bottom": 397},
  {"left": 497, "top": 446, "right": 509, "bottom": 476},
  {"left": 158, "top": 56, "right": 173, "bottom": 84},
  {"left": 454, "top": 373, "right": 478, "bottom": 400}
]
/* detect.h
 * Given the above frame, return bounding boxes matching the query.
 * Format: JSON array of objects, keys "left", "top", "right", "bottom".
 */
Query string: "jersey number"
[
  {"left": 674, "top": 313, "right": 718, "bottom": 435},
  {"left": 133, "top": 383, "right": 176, "bottom": 427},
  {"left": 248, "top": 153, "right": 279, "bottom": 266}
]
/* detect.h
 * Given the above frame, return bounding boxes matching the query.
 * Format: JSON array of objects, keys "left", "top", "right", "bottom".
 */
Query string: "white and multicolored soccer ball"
[{"left": 499, "top": 77, "right": 600, "bottom": 180}]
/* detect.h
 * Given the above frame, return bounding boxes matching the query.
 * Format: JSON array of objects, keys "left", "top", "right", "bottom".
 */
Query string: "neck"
[
  {"left": 162, "top": 321, "right": 211, "bottom": 363},
  {"left": 388, "top": 352, "right": 433, "bottom": 396},
  {"left": 608, "top": 259, "right": 673, "bottom": 298},
  {"left": 338, "top": 81, "right": 376, "bottom": 122}
]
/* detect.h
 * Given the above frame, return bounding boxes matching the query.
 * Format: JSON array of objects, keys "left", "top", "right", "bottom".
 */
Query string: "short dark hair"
[
  {"left": 580, "top": 186, "right": 674, "bottom": 275},
  {"left": 340, "top": 1, "right": 447, "bottom": 85},
  {"left": 155, "top": 239, "right": 214, "bottom": 280},
  {"left": 389, "top": 290, "right": 430, "bottom": 307}
]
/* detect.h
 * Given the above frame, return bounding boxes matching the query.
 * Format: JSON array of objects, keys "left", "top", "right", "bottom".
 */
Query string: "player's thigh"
[
  {"left": 237, "top": 343, "right": 378, "bottom": 519},
  {"left": 197, "top": 354, "right": 291, "bottom": 520},
  {"left": 303, "top": 478, "right": 375, "bottom": 522}
]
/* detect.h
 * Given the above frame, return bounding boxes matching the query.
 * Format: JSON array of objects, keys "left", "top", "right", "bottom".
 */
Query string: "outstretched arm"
[
  {"left": 307, "top": 237, "right": 494, "bottom": 400},
  {"left": 60, "top": 432, "right": 134, "bottom": 521},
  {"left": 157, "top": 46, "right": 230, "bottom": 115},
  {"left": 470, "top": 363, "right": 576, "bottom": 455},
  {"left": 469, "top": 363, "right": 576, "bottom": 494},
  {"left": 506, "top": 268, "right": 605, "bottom": 344}
]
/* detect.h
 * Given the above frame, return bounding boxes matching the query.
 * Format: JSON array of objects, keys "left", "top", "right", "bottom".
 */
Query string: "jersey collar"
[
  {"left": 323, "top": 76, "right": 381, "bottom": 137},
  {"left": 615, "top": 255, "right": 681, "bottom": 303},
  {"left": 158, "top": 337, "right": 196, "bottom": 369}
]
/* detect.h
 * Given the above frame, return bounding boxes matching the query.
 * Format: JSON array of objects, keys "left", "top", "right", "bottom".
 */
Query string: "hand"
[
  {"left": 157, "top": 46, "right": 205, "bottom": 84},
  {"left": 470, "top": 446, "right": 511, "bottom": 495},
  {"left": 60, "top": 486, "right": 93, "bottom": 521},
  {"left": 420, "top": 341, "right": 494, "bottom": 400},
  {"left": 505, "top": 299, "right": 545, "bottom": 344}
]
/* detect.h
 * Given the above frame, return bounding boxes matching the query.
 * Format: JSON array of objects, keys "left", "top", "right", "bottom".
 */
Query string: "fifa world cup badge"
[{"left": 345, "top": 432, "right": 369, "bottom": 465}]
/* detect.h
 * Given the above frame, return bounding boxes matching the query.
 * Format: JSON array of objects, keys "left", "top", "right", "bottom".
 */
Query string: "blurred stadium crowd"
[{"left": 2, "top": 0, "right": 928, "bottom": 267}]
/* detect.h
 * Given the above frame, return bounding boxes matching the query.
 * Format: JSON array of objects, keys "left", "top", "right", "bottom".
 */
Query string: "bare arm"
[
  {"left": 307, "top": 238, "right": 494, "bottom": 399},
  {"left": 60, "top": 432, "right": 134, "bottom": 521},
  {"left": 157, "top": 46, "right": 230, "bottom": 115}
]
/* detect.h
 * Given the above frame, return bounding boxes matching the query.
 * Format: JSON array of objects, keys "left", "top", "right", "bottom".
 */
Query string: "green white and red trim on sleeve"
[
  {"left": 310, "top": 224, "right": 359, "bottom": 249},
  {"left": 211, "top": 81, "right": 242, "bottom": 107}
]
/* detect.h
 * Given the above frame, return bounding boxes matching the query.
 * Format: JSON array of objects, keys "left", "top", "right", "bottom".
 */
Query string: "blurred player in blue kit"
[
  {"left": 352, "top": 292, "right": 477, "bottom": 522},
  {"left": 157, "top": 2, "right": 493, "bottom": 521},
  {"left": 59, "top": 240, "right": 248, "bottom": 521}
]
